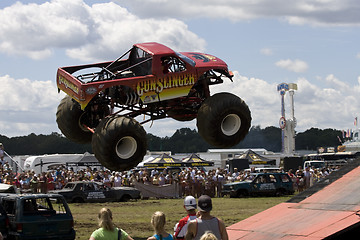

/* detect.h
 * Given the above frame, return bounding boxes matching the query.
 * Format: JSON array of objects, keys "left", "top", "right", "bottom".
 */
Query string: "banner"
[{"left": 134, "top": 182, "right": 179, "bottom": 198}]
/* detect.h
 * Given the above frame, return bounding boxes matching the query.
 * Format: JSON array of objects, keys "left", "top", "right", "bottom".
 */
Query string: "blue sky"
[{"left": 1, "top": 0, "right": 360, "bottom": 138}]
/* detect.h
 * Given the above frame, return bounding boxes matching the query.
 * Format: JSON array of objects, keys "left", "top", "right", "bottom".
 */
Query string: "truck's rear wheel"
[
  {"left": 196, "top": 92, "right": 251, "bottom": 148},
  {"left": 92, "top": 116, "right": 147, "bottom": 171},
  {"left": 56, "top": 96, "right": 93, "bottom": 144}
]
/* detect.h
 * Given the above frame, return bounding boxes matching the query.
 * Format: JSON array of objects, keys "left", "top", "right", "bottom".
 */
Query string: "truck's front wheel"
[
  {"left": 196, "top": 92, "right": 251, "bottom": 148},
  {"left": 92, "top": 116, "right": 147, "bottom": 171},
  {"left": 56, "top": 96, "right": 93, "bottom": 144},
  {"left": 56, "top": 96, "right": 109, "bottom": 144}
]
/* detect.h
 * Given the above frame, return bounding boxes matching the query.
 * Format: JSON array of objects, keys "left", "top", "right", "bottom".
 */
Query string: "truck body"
[{"left": 56, "top": 42, "right": 251, "bottom": 171}]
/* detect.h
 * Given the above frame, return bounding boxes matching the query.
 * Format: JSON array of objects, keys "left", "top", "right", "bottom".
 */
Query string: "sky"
[{"left": 1, "top": 0, "right": 360, "bottom": 139}]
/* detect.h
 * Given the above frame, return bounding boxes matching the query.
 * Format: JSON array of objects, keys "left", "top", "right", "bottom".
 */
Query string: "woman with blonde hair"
[
  {"left": 147, "top": 211, "right": 173, "bottom": 240},
  {"left": 200, "top": 231, "right": 218, "bottom": 240},
  {"left": 89, "top": 208, "right": 133, "bottom": 240}
]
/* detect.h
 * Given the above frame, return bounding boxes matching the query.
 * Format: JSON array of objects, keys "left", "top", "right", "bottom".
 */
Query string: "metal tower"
[{"left": 277, "top": 83, "right": 297, "bottom": 156}]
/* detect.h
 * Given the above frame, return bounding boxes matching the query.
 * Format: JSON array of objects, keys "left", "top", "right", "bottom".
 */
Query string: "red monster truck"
[{"left": 56, "top": 42, "right": 251, "bottom": 171}]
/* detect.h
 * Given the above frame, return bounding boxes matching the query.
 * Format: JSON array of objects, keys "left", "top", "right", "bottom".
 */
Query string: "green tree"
[{"left": 295, "top": 128, "right": 342, "bottom": 150}]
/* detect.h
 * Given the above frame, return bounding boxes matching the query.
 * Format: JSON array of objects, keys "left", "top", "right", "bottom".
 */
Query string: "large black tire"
[
  {"left": 196, "top": 92, "right": 251, "bottom": 148},
  {"left": 92, "top": 116, "right": 147, "bottom": 171},
  {"left": 56, "top": 96, "right": 93, "bottom": 144}
]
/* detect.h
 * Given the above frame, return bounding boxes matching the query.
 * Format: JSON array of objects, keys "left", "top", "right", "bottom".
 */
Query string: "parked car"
[
  {"left": 0, "top": 183, "right": 18, "bottom": 194},
  {"left": 222, "top": 172, "right": 294, "bottom": 198},
  {"left": 0, "top": 202, "right": 9, "bottom": 239},
  {"left": 0, "top": 193, "right": 75, "bottom": 240},
  {"left": 50, "top": 181, "right": 141, "bottom": 203}
]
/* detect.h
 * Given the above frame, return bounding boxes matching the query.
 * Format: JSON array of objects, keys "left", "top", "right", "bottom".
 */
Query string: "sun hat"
[
  {"left": 197, "top": 195, "right": 212, "bottom": 212},
  {"left": 184, "top": 196, "right": 197, "bottom": 210}
]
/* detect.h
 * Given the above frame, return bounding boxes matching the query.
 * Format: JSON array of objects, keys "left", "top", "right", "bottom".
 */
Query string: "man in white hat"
[
  {"left": 174, "top": 196, "right": 197, "bottom": 240},
  {"left": 185, "top": 195, "right": 228, "bottom": 240}
]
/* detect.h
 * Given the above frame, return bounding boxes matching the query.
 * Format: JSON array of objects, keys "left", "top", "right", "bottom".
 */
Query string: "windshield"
[
  {"left": 242, "top": 173, "right": 257, "bottom": 182},
  {"left": 22, "top": 197, "right": 68, "bottom": 215},
  {"left": 175, "top": 52, "right": 196, "bottom": 67},
  {"left": 64, "top": 183, "right": 75, "bottom": 189},
  {"left": 312, "top": 162, "right": 325, "bottom": 168}
]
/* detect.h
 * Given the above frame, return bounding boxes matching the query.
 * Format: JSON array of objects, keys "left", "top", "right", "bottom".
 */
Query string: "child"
[
  {"left": 200, "top": 232, "right": 218, "bottom": 240},
  {"left": 89, "top": 208, "right": 133, "bottom": 240},
  {"left": 148, "top": 211, "right": 173, "bottom": 240}
]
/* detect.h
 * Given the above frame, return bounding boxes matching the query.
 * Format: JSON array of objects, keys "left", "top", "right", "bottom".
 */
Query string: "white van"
[{"left": 303, "top": 160, "right": 325, "bottom": 169}]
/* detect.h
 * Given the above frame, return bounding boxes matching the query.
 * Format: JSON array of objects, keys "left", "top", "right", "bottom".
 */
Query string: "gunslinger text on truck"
[{"left": 56, "top": 42, "right": 252, "bottom": 171}]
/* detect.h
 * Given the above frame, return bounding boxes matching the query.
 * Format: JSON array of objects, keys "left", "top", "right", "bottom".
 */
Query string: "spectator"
[
  {"left": 39, "top": 172, "right": 48, "bottom": 193},
  {"left": 3, "top": 162, "right": 11, "bottom": 172},
  {"left": 231, "top": 168, "right": 239, "bottom": 179},
  {"left": 30, "top": 175, "right": 38, "bottom": 193},
  {"left": 54, "top": 178, "right": 63, "bottom": 190},
  {"left": 185, "top": 195, "right": 228, "bottom": 240},
  {"left": 0, "top": 143, "right": 5, "bottom": 166},
  {"left": 200, "top": 232, "right": 218, "bottom": 240},
  {"left": 148, "top": 211, "right": 173, "bottom": 240},
  {"left": 89, "top": 207, "right": 133, "bottom": 240},
  {"left": 303, "top": 166, "right": 312, "bottom": 189},
  {"left": 158, "top": 173, "right": 166, "bottom": 186},
  {"left": 103, "top": 175, "right": 111, "bottom": 188},
  {"left": 114, "top": 172, "right": 122, "bottom": 187},
  {"left": 47, "top": 172, "right": 55, "bottom": 191},
  {"left": 174, "top": 196, "right": 197, "bottom": 240},
  {"left": 152, "top": 174, "right": 159, "bottom": 186},
  {"left": 215, "top": 170, "right": 225, "bottom": 197},
  {"left": 296, "top": 167, "right": 305, "bottom": 192}
]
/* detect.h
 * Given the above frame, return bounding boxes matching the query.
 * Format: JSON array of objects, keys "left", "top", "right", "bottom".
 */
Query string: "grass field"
[{"left": 70, "top": 196, "right": 292, "bottom": 240}]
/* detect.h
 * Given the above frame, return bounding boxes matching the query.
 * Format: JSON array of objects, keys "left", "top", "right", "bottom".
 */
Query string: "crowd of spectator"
[{"left": 0, "top": 161, "right": 340, "bottom": 196}]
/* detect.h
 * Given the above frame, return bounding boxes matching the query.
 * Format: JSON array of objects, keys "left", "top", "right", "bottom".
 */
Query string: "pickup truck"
[
  {"left": 222, "top": 172, "right": 294, "bottom": 197},
  {"left": 50, "top": 181, "right": 141, "bottom": 203},
  {"left": 56, "top": 42, "right": 251, "bottom": 171}
]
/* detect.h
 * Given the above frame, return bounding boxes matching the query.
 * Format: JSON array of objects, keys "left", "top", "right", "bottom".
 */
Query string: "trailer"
[{"left": 23, "top": 153, "right": 85, "bottom": 174}]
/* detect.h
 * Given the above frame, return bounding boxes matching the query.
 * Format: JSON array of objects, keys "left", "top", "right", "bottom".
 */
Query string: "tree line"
[{"left": 0, "top": 126, "right": 343, "bottom": 156}]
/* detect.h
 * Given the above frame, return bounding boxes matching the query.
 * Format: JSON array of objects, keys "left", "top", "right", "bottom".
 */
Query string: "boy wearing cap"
[
  {"left": 185, "top": 195, "right": 228, "bottom": 240},
  {"left": 174, "top": 196, "right": 198, "bottom": 239}
]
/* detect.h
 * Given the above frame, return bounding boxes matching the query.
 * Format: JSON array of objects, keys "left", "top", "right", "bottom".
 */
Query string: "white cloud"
[
  {"left": 0, "top": 0, "right": 92, "bottom": 59},
  {"left": 260, "top": 48, "right": 273, "bottom": 56},
  {"left": 66, "top": 6, "right": 206, "bottom": 61},
  {"left": 0, "top": 75, "right": 64, "bottom": 137},
  {"left": 0, "top": 0, "right": 206, "bottom": 61},
  {"left": 115, "top": 0, "right": 360, "bottom": 26},
  {"left": 275, "top": 59, "right": 309, "bottom": 73}
]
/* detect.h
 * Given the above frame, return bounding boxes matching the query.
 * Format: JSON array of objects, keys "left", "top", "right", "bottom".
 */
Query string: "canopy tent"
[
  {"left": 238, "top": 149, "right": 276, "bottom": 165},
  {"left": 136, "top": 156, "right": 155, "bottom": 168},
  {"left": 182, "top": 153, "right": 214, "bottom": 167},
  {"left": 143, "top": 153, "right": 186, "bottom": 168}
]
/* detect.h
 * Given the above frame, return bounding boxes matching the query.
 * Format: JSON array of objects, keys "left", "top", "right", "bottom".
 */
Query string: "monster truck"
[{"left": 56, "top": 42, "right": 251, "bottom": 171}]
